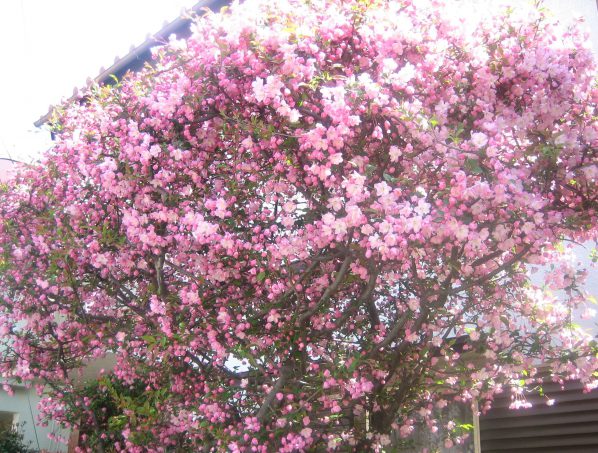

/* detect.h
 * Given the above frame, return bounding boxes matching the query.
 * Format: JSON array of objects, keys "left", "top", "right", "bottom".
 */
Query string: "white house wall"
[{"left": 0, "top": 385, "right": 69, "bottom": 452}]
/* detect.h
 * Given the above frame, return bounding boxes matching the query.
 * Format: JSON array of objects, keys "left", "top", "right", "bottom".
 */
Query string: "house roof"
[{"left": 33, "top": 0, "right": 227, "bottom": 128}]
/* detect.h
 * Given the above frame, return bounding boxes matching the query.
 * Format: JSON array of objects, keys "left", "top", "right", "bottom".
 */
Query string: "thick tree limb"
[
  {"left": 296, "top": 253, "right": 353, "bottom": 325},
  {"left": 257, "top": 363, "right": 293, "bottom": 423}
]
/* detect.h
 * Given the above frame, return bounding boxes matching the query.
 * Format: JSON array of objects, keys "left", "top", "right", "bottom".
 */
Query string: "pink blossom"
[{"left": 0, "top": 0, "right": 595, "bottom": 450}]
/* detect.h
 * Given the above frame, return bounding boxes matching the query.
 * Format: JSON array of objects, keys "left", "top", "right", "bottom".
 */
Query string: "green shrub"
[{"left": 0, "top": 423, "right": 36, "bottom": 453}]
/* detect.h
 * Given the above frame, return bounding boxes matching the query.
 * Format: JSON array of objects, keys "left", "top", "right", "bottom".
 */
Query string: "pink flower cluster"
[{"left": 0, "top": 0, "right": 596, "bottom": 450}]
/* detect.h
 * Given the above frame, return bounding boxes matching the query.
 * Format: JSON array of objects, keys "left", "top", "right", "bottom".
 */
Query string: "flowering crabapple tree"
[{"left": 1, "top": 0, "right": 597, "bottom": 451}]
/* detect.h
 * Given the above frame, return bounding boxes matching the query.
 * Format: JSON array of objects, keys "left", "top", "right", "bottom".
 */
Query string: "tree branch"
[
  {"left": 257, "top": 363, "right": 293, "bottom": 423},
  {"left": 296, "top": 253, "right": 353, "bottom": 325}
]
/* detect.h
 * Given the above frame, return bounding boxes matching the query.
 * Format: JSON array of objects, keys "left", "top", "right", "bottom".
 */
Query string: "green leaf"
[
  {"left": 256, "top": 271, "right": 266, "bottom": 282},
  {"left": 383, "top": 173, "right": 398, "bottom": 184},
  {"left": 540, "top": 144, "right": 560, "bottom": 161},
  {"left": 108, "top": 414, "right": 127, "bottom": 430},
  {"left": 142, "top": 335, "right": 156, "bottom": 344},
  {"left": 465, "top": 157, "right": 483, "bottom": 175},
  {"left": 348, "top": 357, "right": 361, "bottom": 373},
  {"left": 459, "top": 423, "right": 474, "bottom": 431}
]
